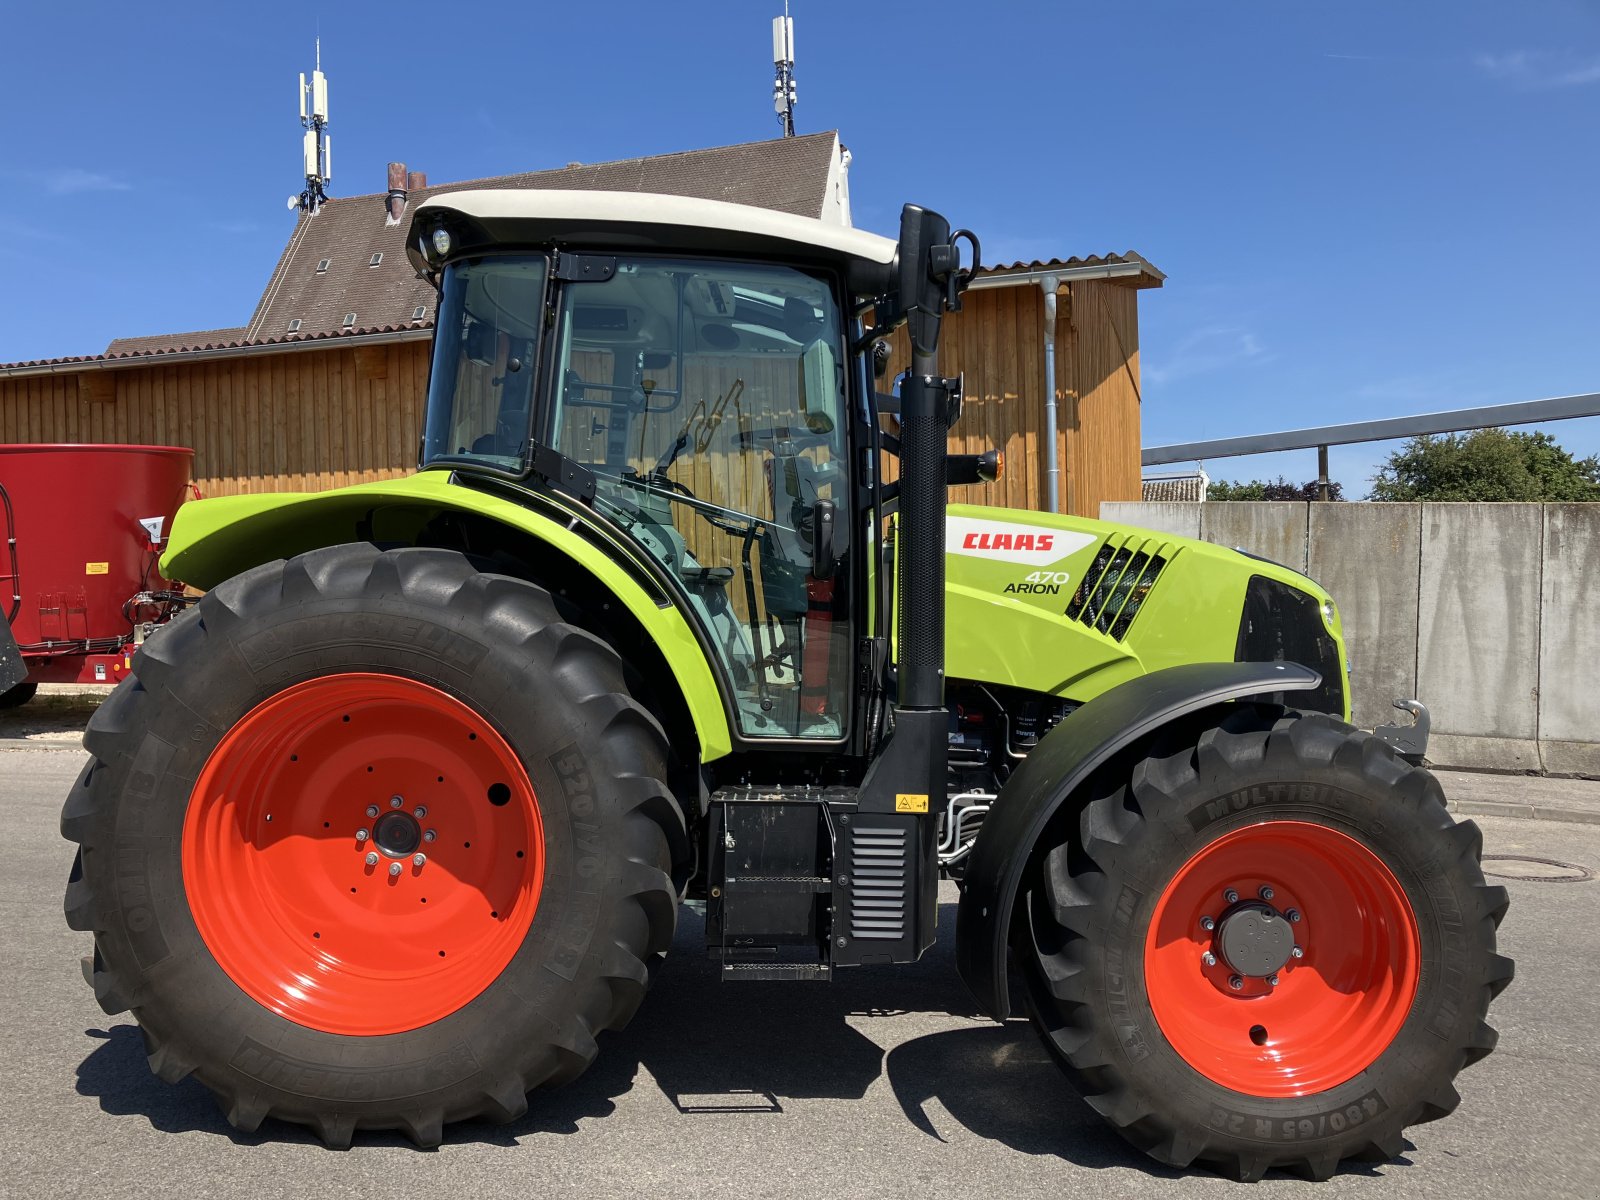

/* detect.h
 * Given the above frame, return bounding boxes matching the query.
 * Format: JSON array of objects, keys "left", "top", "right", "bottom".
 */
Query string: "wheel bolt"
[
  {"left": 1224, "top": 888, "right": 1239, "bottom": 904},
  {"left": 1201, "top": 951, "right": 1217, "bottom": 967},
  {"left": 390, "top": 795, "right": 404, "bottom": 809},
  {"left": 413, "top": 853, "right": 427, "bottom": 868},
  {"left": 1287, "top": 909, "right": 1302, "bottom": 923},
  {"left": 355, "top": 829, "right": 369, "bottom": 842},
  {"left": 366, "top": 805, "right": 380, "bottom": 819},
  {"left": 1200, "top": 916, "right": 1215, "bottom": 931},
  {"left": 1267, "top": 973, "right": 1280, "bottom": 986},
  {"left": 414, "top": 805, "right": 428, "bottom": 819},
  {"left": 388, "top": 862, "right": 402, "bottom": 877},
  {"left": 1228, "top": 975, "right": 1244, "bottom": 991},
  {"left": 1259, "top": 885, "right": 1275, "bottom": 901},
  {"left": 424, "top": 829, "right": 437, "bottom": 843},
  {"left": 365, "top": 851, "right": 379, "bottom": 866},
  {"left": 1291, "top": 945, "right": 1304, "bottom": 959}
]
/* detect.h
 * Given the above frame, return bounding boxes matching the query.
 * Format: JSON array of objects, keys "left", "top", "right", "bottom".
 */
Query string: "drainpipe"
[{"left": 1040, "top": 274, "right": 1061, "bottom": 513}]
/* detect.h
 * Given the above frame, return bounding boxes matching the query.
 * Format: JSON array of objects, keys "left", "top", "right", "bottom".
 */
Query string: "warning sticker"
[
  {"left": 85, "top": 562, "right": 109, "bottom": 575},
  {"left": 895, "top": 794, "right": 930, "bottom": 813}
]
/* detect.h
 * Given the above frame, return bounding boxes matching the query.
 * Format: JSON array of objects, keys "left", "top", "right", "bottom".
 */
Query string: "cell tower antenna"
[
  {"left": 771, "top": 3, "right": 796, "bottom": 137},
  {"left": 289, "top": 40, "right": 332, "bottom": 214}
]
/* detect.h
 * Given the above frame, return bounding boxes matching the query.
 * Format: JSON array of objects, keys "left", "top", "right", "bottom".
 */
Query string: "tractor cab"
[{"left": 409, "top": 192, "right": 896, "bottom": 744}]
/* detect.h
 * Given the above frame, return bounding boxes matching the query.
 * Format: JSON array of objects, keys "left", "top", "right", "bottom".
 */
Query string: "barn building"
[{"left": 0, "top": 133, "right": 1161, "bottom": 516}]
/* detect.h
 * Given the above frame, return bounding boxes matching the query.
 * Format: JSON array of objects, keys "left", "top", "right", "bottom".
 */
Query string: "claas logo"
[{"left": 961, "top": 531, "right": 1054, "bottom": 552}]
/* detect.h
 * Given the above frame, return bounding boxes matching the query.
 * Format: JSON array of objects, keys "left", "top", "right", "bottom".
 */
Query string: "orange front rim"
[
  {"left": 182, "top": 673, "right": 544, "bottom": 1036},
  {"left": 1144, "top": 821, "right": 1419, "bottom": 1097}
]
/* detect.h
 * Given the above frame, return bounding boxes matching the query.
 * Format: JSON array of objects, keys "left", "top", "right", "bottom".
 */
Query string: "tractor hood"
[{"left": 940, "top": 504, "right": 1350, "bottom": 718}]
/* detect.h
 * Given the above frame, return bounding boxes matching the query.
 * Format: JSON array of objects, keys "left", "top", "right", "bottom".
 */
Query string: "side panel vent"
[
  {"left": 848, "top": 825, "right": 907, "bottom": 941},
  {"left": 1066, "top": 537, "right": 1169, "bottom": 641}
]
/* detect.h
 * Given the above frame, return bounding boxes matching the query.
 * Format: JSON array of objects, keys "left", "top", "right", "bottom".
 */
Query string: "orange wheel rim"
[
  {"left": 182, "top": 673, "right": 544, "bottom": 1035},
  {"left": 1144, "top": 821, "right": 1419, "bottom": 1097}
]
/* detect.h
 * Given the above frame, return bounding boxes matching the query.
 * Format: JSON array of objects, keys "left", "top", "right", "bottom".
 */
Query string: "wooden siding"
[
  {"left": 0, "top": 283, "right": 1142, "bottom": 514},
  {"left": 0, "top": 341, "right": 432, "bottom": 498},
  {"left": 881, "top": 280, "right": 1143, "bottom": 516}
]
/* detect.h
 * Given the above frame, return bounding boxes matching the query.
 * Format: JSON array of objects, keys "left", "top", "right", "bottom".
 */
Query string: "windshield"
[
  {"left": 422, "top": 256, "right": 548, "bottom": 471},
  {"left": 547, "top": 256, "right": 851, "bottom": 740}
]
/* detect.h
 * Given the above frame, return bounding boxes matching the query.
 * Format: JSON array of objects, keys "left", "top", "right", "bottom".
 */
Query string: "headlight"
[{"left": 431, "top": 227, "right": 452, "bottom": 258}]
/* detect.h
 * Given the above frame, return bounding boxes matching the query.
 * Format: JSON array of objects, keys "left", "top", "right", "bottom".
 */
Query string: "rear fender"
[
  {"left": 161, "top": 472, "right": 733, "bottom": 761},
  {"left": 954, "top": 660, "right": 1322, "bottom": 1020}
]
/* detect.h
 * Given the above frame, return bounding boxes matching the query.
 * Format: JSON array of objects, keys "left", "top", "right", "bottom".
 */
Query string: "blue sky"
[{"left": 3, "top": 1, "right": 1597, "bottom": 494}]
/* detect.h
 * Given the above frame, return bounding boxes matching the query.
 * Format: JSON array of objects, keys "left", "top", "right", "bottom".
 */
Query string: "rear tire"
[
  {"left": 62, "top": 544, "right": 684, "bottom": 1146},
  {"left": 0, "top": 680, "right": 37, "bottom": 708},
  {"left": 1020, "top": 705, "right": 1512, "bottom": 1180}
]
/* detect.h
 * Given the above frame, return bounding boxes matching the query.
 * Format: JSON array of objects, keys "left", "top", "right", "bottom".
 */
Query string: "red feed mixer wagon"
[{"left": 0, "top": 444, "right": 196, "bottom": 707}]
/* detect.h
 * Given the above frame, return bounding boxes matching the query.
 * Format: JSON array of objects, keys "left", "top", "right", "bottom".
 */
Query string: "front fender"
[
  {"left": 162, "top": 471, "right": 733, "bottom": 761},
  {"left": 954, "top": 660, "right": 1322, "bottom": 1020}
]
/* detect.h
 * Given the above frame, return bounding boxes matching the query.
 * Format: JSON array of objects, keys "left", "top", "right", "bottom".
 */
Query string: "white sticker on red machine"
[{"left": 945, "top": 516, "right": 1097, "bottom": 566}]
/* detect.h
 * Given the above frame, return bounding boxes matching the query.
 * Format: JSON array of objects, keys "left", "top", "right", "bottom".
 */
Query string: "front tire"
[
  {"left": 1021, "top": 705, "right": 1512, "bottom": 1180},
  {"left": 62, "top": 545, "right": 684, "bottom": 1146}
]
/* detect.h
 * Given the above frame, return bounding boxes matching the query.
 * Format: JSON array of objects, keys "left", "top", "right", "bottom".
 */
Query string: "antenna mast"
[
  {"left": 291, "top": 39, "right": 332, "bottom": 214},
  {"left": 772, "top": 5, "right": 796, "bottom": 137}
]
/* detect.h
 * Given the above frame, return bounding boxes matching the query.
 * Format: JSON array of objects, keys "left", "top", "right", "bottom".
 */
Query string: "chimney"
[
  {"left": 407, "top": 170, "right": 427, "bottom": 192},
  {"left": 385, "top": 162, "right": 407, "bottom": 223}
]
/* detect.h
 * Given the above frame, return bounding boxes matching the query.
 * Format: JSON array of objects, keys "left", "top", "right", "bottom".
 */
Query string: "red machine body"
[{"left": 0, "top": 444, "right": 195, "bottom": 687}]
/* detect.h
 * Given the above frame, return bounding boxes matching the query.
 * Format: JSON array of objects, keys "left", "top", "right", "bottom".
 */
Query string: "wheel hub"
[
  {"left": 1217, "top": 901, "right": 1295, "bottom": 978},
  {"left": 372, "top": 809, "right": 422, "bottom": 858}
]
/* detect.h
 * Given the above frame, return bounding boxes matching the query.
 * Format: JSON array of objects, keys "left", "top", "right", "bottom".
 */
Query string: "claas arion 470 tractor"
[{"left": 62, "top": 192, "right": 1510, "bottom": 1178}]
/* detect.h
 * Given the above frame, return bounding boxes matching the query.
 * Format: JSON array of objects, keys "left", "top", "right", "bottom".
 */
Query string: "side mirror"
[
  {"left": 800, "top": 339, "right": 837, "bottom": 434},
  {"left": 810, "top": 499, "right": 836, "bottom": 580}
]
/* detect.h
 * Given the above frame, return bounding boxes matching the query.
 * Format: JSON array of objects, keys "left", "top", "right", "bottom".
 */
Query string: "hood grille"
[{"left": 1066, "top": 538, "right": 1169, "bottom": 640}]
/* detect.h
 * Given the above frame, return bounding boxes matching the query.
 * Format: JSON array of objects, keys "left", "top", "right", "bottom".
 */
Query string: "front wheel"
[
  {"left": 1021, "top": 706, "right": 1512, "bottom": 1180},
  {"left": 62, "top": 545, "right": 684, "bottom": 1146}
]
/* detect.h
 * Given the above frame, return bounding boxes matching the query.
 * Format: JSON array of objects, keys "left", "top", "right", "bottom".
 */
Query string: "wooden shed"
[{"left": 0, "top": 134, "right": 1161, "bottom": 516}]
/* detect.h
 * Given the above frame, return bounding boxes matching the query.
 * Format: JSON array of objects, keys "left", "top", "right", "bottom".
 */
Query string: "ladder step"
[{"left": 720, "top": 962, "right": 833, "bottom": 981}]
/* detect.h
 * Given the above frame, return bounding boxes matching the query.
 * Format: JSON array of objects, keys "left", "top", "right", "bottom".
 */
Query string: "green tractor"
[{"left": 62, "top": 192, "right": 1509, "bottom": 1178}]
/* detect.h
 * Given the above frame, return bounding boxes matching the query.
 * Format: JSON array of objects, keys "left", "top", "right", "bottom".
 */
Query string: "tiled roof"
[
  {"left": 0, "top": 133, "right": 844, "bottom": 374},
  {"left": 1141, "top": 471, "right": 1209, "bottom": 502},
  {"left": 240, "top": 132, "right": 844, "bottom": 345},
  {"left": 105, "top": 327, "right": 249, "bottom": 356}
]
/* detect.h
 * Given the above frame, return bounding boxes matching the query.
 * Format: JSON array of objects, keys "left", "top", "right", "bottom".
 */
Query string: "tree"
[
  {"left": 1367, "top": 429, "right": 1600, "bottom": 502},
  {"left": 1208, "top": 475, "right": 1345, "bottom": 501}
]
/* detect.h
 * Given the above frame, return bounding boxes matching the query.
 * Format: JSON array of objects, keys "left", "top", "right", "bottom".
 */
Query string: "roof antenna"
[
  {"left": 289, "top": 39, "right": 332, "bottom": 214},
  {"left": 772, "top": 4, "right": 796, "bottom": 137}
]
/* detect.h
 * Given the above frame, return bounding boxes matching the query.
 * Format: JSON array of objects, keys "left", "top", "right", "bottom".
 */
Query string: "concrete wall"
[{"left": 1101, "top": 500, "right": 1600, "bottom": 775}]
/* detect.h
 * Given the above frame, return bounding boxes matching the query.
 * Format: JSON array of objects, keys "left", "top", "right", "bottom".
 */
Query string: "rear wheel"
[
  {"left": 63, "top": 545, "right": 684, "bottom": 1146},
  {"left": 1021, "top": 706, "right": 1512, "bottom": 1180}
]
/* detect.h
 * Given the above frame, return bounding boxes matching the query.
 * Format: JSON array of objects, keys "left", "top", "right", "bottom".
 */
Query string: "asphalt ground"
[{"left": 3, "top": 745, "right": 1596, "bottom": 1200}]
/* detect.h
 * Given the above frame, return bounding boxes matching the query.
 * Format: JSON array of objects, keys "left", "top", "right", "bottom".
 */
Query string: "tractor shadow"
[{"left": 72, "top": 901, "right": 1409, "bottom": 1177}]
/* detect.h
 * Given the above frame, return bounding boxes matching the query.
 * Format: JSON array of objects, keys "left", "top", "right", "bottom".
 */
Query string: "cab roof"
[{"left": 409, "top": 190, "right": 897, "bottom": 291}]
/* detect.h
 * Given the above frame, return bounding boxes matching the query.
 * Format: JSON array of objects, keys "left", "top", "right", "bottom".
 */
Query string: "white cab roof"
[{"left": 415, "top": 189, "right": 897, "bottom": 266}]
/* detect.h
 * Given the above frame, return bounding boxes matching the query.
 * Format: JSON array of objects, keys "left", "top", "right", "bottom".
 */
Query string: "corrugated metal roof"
[{"left": 976, "top": 252, "right": 1165, "bottom": 287}]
